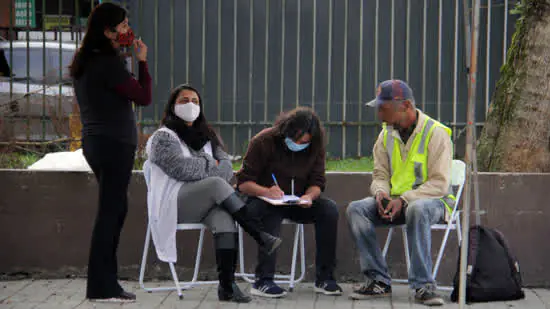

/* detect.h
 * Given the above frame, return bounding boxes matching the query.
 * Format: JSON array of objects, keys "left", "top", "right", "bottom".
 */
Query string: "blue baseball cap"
[{"left": 365, "top": 79, "right": 415, "bottom": 107}]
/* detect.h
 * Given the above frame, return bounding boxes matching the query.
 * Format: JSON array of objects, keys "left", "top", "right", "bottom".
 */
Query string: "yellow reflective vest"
[{"left": 382, "top": 116, "right": 455, "bottom": 213}]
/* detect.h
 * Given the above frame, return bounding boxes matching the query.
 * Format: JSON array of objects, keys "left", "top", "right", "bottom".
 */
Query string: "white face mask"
[{"left": 174, "top": 103, "right": 200, "bottom": 122}]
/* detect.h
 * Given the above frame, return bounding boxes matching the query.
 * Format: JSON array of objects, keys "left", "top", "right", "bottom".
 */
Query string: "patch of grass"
[
  {"left": 0, "top": 152, "right": 374, "bottom": 172},
  {"left": 0, "top": 152, "right": 41, "bottom": 169},
  {"left": 326, "top": 156, "right": 374, "bottom": 172}
]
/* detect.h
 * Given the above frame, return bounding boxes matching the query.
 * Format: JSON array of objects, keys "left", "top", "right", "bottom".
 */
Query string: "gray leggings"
[{"left": 177, "top": 176, "right": 237, "bottom": 234}]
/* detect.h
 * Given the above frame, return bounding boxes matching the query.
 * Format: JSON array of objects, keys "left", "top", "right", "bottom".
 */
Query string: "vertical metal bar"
[
  {"left": 295, "top": 0, "right": 301, "bottom": 107},
  {"left": 26, "top": 0, "right": 31, "bottom": 140},
  {"left": 326, "top": 0, "right": 333, "bottom": 145},
  {"left": 8, "top": 0, "right": 13, "bottom": 140},
  {"left": 154, "top": 0, "right": 159, "bottom": 121},
  {"left": 390, "top": 0, "right": 394, "bottom": 78},
  {"left": 247, "top": 0, "right": 254, "bottom": 140},
  {"left": 357, "top": 0, "right": 364, "bottom": 157},
  {"left": 463, "top": 0, "right": 472, "bottom": 71},
  {"left": 279, "top": 0, "right": 286, "bottom": 113},
  {"left": 170, "top": 0, "right": 174, "bottom": 89},
  {"left": 201, "top": 0, "right": 206, "bottom": 88},
  {"left": 137, "top": 0, "right": 143, "bottom": 125},
  {"left": 232, "top": 1, "right": 237, "bottom": 154},
  {"left": 453, "top": 0, "right": 459, "bottom": 142},
  {"left": 42, "top": 0, "right": 48, "bottom": 140},
  {"left": 503, "top": 0, "right": 508, "bottom": 62},
  {"left": 311, "top": 0, "right": 317, "bottom": 111},
  {"left": 437, "top": 0, "right": 442, "bottom": 121},
  {"left": 58, "top": 0, "right": 63, "bottom": 120},
  {"left": 217, "top": 0, "right": 222, "bottom": 122},
  {"left": 421, "top": 0, "right": 427, "bottom": 111},
  {"left": 186, "top": 0, "right": 190, "bottom": 81},
  {"left": 485, "top": 0, "right": 491, "bottom": 115},
  {"left": 342, "top": 0, "right": 348, "bottom": 158},
  {"left": 263, "top": 0, "right": 269, "bottom": 123},
  {"left": 405, "top": 0, "right": 410, "bottom": 82},
  {"left": 374, "top": 0, "right": 379, "bottom": 87},
  {"left": 459, "top": 0, "right": 481, "bottom": 306}
]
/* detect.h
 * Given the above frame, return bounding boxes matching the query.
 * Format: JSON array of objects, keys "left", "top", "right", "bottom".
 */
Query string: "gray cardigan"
[{"left": 148, "top": 130, "right": 234, "bottom": 183}]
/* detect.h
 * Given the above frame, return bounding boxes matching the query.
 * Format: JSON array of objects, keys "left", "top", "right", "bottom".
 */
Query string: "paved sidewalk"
[{"left": 0, "top": 279, "right": 549, "bottom": 309}]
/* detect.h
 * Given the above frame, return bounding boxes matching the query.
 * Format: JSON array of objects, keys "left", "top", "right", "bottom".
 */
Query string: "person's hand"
[
  {"left": 134, "top": 39, "right": 148, "bottom": 62},
  {"left": 299, "top": 194, "right": 313, "bottom": 208},
  {"left": 383, "top": 198, "right": 404, "bottom": 222},
  {"left": 376, "top": 191, "right": 390, "bottom": 217},
  {"left": 264, "top": 186, "right": 284, "bottom": 199}
]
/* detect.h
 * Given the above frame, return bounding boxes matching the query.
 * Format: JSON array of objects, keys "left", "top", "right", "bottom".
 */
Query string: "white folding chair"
[
  {"left": 139, "top": 160, "right": 217, "bottom": 300},
  {"left": 381, "top": 159, "right": 466, "bottom": 291},
  {"left": 236, "top": 219, "right": 306, "bottom": 292},
  {"left": 138, "top": 223, "right": 218, "bottom": 299}
]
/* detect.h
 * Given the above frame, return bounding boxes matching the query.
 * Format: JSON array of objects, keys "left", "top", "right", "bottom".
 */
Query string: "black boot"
[
  {"left": 215, "top": 233, "right": 252, "bottom": 303},
  {"left": 220, "top": 193, "right": 282, "bottom": 255}
]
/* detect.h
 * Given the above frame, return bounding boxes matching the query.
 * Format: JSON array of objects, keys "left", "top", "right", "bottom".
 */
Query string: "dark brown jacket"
[{"left": 236, "top": 128, "right": 326, "bottom": 196}]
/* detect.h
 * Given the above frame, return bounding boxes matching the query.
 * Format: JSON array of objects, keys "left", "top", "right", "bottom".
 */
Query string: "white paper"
[{"left": 258, "top": 195, "right": 309, "bottom": 205}]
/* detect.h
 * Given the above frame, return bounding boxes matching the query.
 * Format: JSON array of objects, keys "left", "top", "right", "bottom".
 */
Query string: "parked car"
[{"left": 0, "top": 41, "right": 78, "bottom": 142}]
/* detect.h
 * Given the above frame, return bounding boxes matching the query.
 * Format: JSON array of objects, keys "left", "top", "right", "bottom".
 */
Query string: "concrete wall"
[{"left": 1, "top": 170, "right": 549, "bottom": 287}]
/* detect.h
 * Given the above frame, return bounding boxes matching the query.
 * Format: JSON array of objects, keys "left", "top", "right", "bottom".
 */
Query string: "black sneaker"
[
  {"left": 314, "top": 280, "right": 343, "bottom": 296},
  {"left": 349, "top": 279, "right": 391, "bottom": 300},
  {"left": 89, "top": 291, "right": 136, "bottom": 303},
  {"left": 414, "top": 284, "right": 444, "bottom": 306},
  {"left": 250, "top": 280, "right": 287, "bottom": 298}
]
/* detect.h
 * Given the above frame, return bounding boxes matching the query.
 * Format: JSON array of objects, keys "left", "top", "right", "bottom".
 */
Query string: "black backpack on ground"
[{"left": 450, "top": 225, "right": 525, "bottom": 303}]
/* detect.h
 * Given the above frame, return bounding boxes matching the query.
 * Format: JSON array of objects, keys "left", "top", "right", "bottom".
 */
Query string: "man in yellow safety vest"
[{"left": 346, "top": 80, "right": 454, "bottom": 306}]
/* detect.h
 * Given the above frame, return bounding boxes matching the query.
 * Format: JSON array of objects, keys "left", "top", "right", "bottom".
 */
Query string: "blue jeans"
[{"left": 346, "top": 197, "right": 445, "bottom": 289}]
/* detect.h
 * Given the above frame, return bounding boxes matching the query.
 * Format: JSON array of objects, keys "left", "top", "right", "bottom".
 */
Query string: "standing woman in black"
[{"left": 70, "top": 2, "right": 152, "bottom": 303}]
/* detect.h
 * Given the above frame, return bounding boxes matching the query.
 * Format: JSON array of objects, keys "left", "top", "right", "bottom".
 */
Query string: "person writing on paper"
[
  {"left": 346, "top": 80, "right": 454, "bottom": 306},
  {"left": 146, "top": 84, "right": 282, "bottom": 303},
  {"left": 236, "top": 107, "right": 342, "bottom": 298}
]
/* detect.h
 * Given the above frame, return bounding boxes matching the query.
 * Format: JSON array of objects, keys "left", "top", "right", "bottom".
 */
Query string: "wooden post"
[{"left": 458, "top": 0, "right": 482, "bottom": 307}]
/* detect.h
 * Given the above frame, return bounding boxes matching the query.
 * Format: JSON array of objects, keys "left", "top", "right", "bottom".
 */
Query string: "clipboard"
[{"left": 258, "top": 195, "right": 309, "bottom": 206}]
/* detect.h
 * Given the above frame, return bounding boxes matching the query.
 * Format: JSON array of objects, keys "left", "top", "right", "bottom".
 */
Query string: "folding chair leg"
[
  {"left": 402, "top": 227, "right": 411, "bottom": 273},
  {"left": 456, "top": 215, "right": 462, "bottom": 242},
  {"left": 297, "top": 224, "right": 306, "bottom": 286},
  {"left": 237, "top": 226, "right": 255, "bottom": 283},
  {"left": 382, "top": 228, "right": 394, "bottom": 258},
  {"left": 288, "top": 224, "right": 301, "bottom": 292},
  {"left": 432, "top": 223, "right": 453, "bottom": 280},
  {"left": 139, "top": 224, "right": 151, "bottom": 291},
  {"left": 187, "top": 228, "right": 205, "bottom": 287},
  {"left": 169, "top": 263, "right": 184, "bottom": 300}
]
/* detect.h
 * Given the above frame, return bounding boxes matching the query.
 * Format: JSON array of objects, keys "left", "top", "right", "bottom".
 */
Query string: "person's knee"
[
  {"left": 405, "top": 200, "right": 428, "bottom": 224},
  {"left": 346, "top": 197, "right": 375, "bottom": 219},
  {"left": 320, "top": 199, "right": 339, "bottom": 220},
  {"left": 204, "top": 176, "right": 230, "bottom": 189}
]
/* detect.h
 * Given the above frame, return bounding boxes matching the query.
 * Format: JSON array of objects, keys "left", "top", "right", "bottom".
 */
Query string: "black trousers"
[
  {"left": 82, "top": 136, "right": 136, "bottom": 298},
  {"left": 246, "top": 196, "right": 339, "bottom": 282}
]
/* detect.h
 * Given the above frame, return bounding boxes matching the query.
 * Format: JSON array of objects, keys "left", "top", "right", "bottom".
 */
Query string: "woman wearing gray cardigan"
[{"left": 147, "top": 84, "right": 281, "bottom": 303}]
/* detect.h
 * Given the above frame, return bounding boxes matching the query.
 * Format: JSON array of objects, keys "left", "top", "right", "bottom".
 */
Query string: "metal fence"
[{"left": 0, "top": 0, "right": 518, "bottom": 157}]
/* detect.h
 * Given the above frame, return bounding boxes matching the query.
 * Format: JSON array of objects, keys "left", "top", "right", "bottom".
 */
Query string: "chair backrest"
[
  {"left": 143, "top": 159, "right": 151, "bottom": 190},
  {"left": 451, "top": 159, "right": 466, "bottom": 187},
  {"left": 449, "top": 159, "right": 466, "bottom": 218}
]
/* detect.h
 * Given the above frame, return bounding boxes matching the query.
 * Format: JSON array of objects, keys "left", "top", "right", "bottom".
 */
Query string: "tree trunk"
[{"left": 477, "top": 0, "right": 550, "bottom": 172}]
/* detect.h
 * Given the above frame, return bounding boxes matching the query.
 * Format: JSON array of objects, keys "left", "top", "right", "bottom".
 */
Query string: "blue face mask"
[{"left": 285, "top": 137, "right": 310, "bottom": 152}]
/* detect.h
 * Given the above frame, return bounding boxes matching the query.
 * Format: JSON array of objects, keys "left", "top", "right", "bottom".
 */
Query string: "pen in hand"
[
  {"left": 267, "top": 174, "right": 284, "bottom": 199},
  {"left": 271, "top": 173, "right": 279, "bottom": 187}
]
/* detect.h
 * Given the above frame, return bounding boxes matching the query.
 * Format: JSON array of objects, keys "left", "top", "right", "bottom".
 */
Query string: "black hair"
[
  {"left": 161, "top": 84, "right": 224, "bottom": 149},
  {"left": 273, "top": 106, "right": 325, "bottom": 152},
  {"left": 69, "top": 2, "right": 127, "bottom": 79}
]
